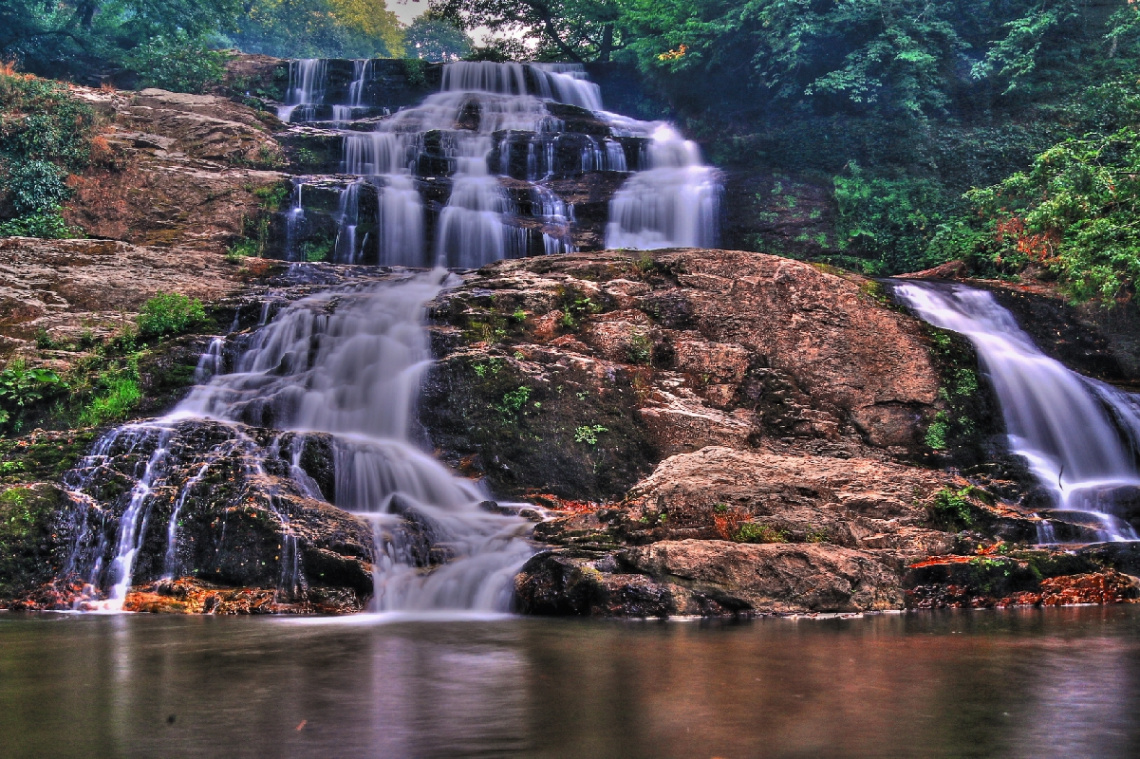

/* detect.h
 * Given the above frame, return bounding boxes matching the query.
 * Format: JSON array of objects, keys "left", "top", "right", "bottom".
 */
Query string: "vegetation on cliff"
[{"left": 0, "top": 65, "right": 96, "bottom": 237}]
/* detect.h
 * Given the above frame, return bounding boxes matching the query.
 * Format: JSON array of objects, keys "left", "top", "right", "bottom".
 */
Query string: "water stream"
[
  {"left": 285, "top": 59, "right": 720, "bottom": 265},
  {"left": 58, "top": 60, "right": 722, "bottom": 612},
  {"left": 893, "top": 281, "right": 1140, "bottom": 542}
]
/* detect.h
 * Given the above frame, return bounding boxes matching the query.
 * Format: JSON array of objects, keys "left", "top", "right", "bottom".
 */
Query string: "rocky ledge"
[{"left": 419, "top": 249, "right": 1140, "bottom": 617}]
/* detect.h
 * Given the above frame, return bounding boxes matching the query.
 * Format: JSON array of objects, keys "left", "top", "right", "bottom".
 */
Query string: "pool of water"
[{"left": 3, "top": 606, "right": 1139, "bottom": 758}]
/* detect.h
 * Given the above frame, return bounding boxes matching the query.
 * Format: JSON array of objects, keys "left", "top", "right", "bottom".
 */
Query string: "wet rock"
[
  {"left": 121, "top": 578, "right": 365, "bottom": 614},
  {"left": 0, "top": 483, "right": 72, "bottom": 604},
  {"left": 515, "top": 540, "right": 904, "bottom": 617},
  {"left": 1077, "top": 542, "right": 1140, "bottom": 575},
  {"left": 64, "top": 85, "right": 287, "bottom": 252},
  {"left": 41, "top": 420, "right": 376, "bottom": 610}
]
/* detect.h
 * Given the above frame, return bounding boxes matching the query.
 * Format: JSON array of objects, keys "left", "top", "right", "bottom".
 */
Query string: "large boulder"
[
  {"left": 64, "top": 86, "right": 287, "bottom": 252},
  {"left": 422, "top": 248, "right": 944, "bottom": 503}
]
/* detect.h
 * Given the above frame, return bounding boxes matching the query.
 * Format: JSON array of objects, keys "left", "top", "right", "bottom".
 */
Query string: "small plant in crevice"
[
  {"left": 627, "top": 331, "right": 653, "bottom": 365},
  {"left": 574, "top": 424, "right": 608, "bottom": 446},
  {"left": 473, "top": 358, "right": 504, "bottom": 378},
  {"left": 137, "top": 292, "right": 207, "bottom": 338},
  {"left": 928, "top": 486, "right": 976, "bottom": 531},
  {"left": 495, "top": 386, "right": 532, "bottom": 418},
  {"left": 733, "top": 522, "right": 787, "bottom": 544}
]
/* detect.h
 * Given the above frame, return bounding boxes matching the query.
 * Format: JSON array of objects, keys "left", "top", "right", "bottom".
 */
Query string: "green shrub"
[
  {"left": 924, "top": 412, "right": 950, "bottom": 450},
  {"left": 0, "top": 72, "right": 94, "bottom": 171},
  {"left": 929, "top": 487, "right": 975, "bottom": 531},
  {"left": 733, "top": 522, "right": 786, "bottom": 544},
  {"left": 627, "top": 331, "right": 652, "bottom": 365},
  {"left": 78, "top": 377, "right": 142, "bottom": 428},
  {"left": 0, "top": 70, "right": 95, "bottom": 225},
  {"left": 0, "top": 207, "right": 79, "bottom": 239},
  {"left": 4, "top": 160, "right": 70, "bottom": 217},
  {"left": 0, "top": 361, "right": 68, "bottom": 431},
  {"left": 137, "top": 292, "right": 207, "bottom": 337},
  {"left": 302, "top": 238, "right": 333, "bottom": 263},
  {"left": 123, "top": 31, "right": 230, "bottom": 94}
]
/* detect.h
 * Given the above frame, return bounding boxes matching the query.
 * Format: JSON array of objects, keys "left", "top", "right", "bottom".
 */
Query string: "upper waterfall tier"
[{"left": 274, "top": 59, "right": 721, "bottom": 267}]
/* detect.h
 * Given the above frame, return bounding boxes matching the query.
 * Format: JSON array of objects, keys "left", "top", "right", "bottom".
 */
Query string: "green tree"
[
  {"left": 430, "top": 0, "right": 623, "bottom": 61},
  {"left": 1, "top": 0, "right": 239, "bottom": 80},
  {"left": 229, "top": 0, "right": 403, "bottom": 58},
  {"left": 405, "top": 16, "right": 473, "bottom": 61}
]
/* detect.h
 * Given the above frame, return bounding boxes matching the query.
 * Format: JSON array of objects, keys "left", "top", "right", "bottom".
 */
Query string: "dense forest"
[{"left": 4, "top": 0, "right": 1140, "bottom": 300}]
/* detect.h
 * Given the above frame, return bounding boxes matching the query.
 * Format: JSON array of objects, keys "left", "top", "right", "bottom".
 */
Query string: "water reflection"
[{"left": 2, "top": 608, "right": 1140, "bottom": 758}]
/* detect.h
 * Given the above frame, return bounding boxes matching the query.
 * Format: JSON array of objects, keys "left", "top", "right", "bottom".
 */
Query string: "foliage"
[
  {"left": 136, "top": 292, "right": 207, "bottom": 337},
  {"left": 1, "top": 0, "right": 240, "bottom": 80},
  {"left": 0, "top": 361, "right": 69, "bottom": 432},
  {"left": 0, "top": 362, "right": 68, "bottom": 411},
  {"left": 0, "top": 207, "right": 80, "bottom": 239},
  {"left": 123, "top": 30, "right": 229, "bottom": 92},
  {"left": 430, "top": 0, "right": 622, "bottom": 61},
  {"left": 626, "top": 331, "right": 651, "bottom": 365},
  {"left": 229, "top": 0, "right": 404, "bottom": 59},
  {"left": 978, "top": 127, "right": 1140, "bottom": 301},
  {"left": 406, "top": 16, "right": 473, "bottom": 61},
  {"left": 832, "top": 162, "right": 952, "bottom": 275},
  {"left": 495, "top": 385, "right": 533, "bottom": 416},
  {"left": 4, "top": 159, "right": 73, "bottom": 218},
  {"left": 935, "top": 72, "right": 1140, "bottom": 303},
  {"left": 733, "top": 522, "right": 785, "bottom": 544},
  {"left": 573, "top": 424, "right": 607, "bottom": 445},
  {"left": 77, "top": 375, "right": 142, "bottom": 427},
  {"left": 928, "top": 487, "right": 976, "bottom": 531},
  {"left": 0, "top": 68, "right": 95, "bottom": 228}
]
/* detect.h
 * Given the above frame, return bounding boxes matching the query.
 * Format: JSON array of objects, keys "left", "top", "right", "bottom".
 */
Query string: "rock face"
[
  {"left": 513, "top": 446, "right": 970, "bottom": 617},
  {"left": 0, "top": 237, "right": 245, "bottom": 349},
  {"left": 422, "top": 248, "right": 1136, "bottom": 617},
  {"left": 63, "top": 86, "right": 286, "bottom": 252},
  {"left": 422, "top": 249, "right": 943, "bottom": 505}
]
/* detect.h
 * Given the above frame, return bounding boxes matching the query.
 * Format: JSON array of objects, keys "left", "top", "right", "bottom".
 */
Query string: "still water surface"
[{"left": 2, "top": 606, "right": 1139, "bottom": 758}]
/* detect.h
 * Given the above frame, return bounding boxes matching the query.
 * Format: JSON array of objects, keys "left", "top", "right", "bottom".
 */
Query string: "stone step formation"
[
  {"left": 52, "top": 62, "right": 723, "bottom": 613},
  {"left": 272, "top": 59, "right": 721, "bottom": 266}
]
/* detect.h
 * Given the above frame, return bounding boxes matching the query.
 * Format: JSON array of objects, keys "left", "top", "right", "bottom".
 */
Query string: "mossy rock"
[{"left": 0, "top": 483, "right": 69, "bottom": 602}]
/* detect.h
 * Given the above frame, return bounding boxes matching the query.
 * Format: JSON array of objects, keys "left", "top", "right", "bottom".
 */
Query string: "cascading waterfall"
[
  {"left": 604, "top": 123, "right": 721, "bottom": 250},
  {"left": 60, "top": 59, "right": 724, "bottom": 614},
  {"left": 174, "top": 273, "right": 534, "bottom": 611},
  {"left": 278, "top": 58, "right": 328, "bottom": 123},
  {"left": 64, "top": 273, "right": 534, "bottom": 612},
  {"left": 288, "top": 59, "right": 719, "bottom": 266},
  {"left": 893, "top": 281, "right": 1140, "bottom": 543}
]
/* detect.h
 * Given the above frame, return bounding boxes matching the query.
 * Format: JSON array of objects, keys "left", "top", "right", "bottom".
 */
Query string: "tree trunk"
[{"left": 599, "top": 23, "right": 613, "bottom": 62}]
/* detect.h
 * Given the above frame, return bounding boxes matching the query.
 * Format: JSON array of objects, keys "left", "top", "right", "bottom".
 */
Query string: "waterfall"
[
  {"left": 605, "top": 124, "right": 721, "bottom": 250},
  {"left": 286, "top": 60, "right": 718, "bottom": 266},
  {"left": 175, "top": 273, "right": 534, "bottom": 611},
  {"left": 278, "top": 58, "right": 328, "bottom": 123},
  {"left": 893, "top": 281, "right": 1140, "bottom": 542},
  {"left": 64, "top": 273, "right": 534, "bottom": 612},
  {"left": 59, "top": 59, "right": 725, "bottom": 613}
]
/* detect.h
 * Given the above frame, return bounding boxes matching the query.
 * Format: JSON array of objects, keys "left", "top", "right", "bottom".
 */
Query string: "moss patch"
[{"left": 0, "top": 483, "right": 68, "bottom": 601}]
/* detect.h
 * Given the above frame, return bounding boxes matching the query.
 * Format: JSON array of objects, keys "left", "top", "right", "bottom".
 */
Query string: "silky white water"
[
  {"left": 63, "top": 271, "right": 534, "bottom": 612},
  {"left": 288, "top": 60, "right": 719, "bottom": 265},
  {"left": 61, "top": 59, "right": 724, "bottom": 612},
  {"left": 893, "top": 281, "right": 1140, "bottom": 542}
]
